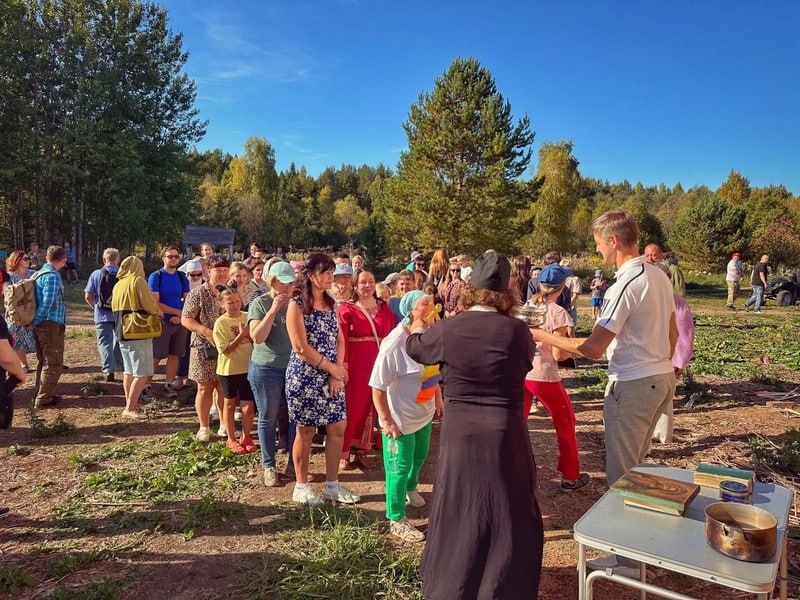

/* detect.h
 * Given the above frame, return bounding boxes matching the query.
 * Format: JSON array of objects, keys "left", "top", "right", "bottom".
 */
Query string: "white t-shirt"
[
  {"left": 368, "top": 326, "right": 435, "bottom": 435},
  {"left": 596, "top": 257, "right": 675, "bottom": 382},
  {"left": 726, "top": 259, "right": 742, "bottom": 282}
]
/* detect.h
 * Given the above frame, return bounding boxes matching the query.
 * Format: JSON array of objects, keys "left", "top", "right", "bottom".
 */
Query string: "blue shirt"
[
  {"left": 148, "top": 269, "right": 189, "bottom": 320},
  {"left": 84, "top": 265, "right": 119, "bottom": 323},
  {"left": 32, "top": 264, "right": 66, "bottom": 326}
]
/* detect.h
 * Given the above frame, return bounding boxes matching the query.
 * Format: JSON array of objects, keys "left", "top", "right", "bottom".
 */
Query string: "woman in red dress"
[{"left": 338, "top": 267, "right": 395, "bottom": 470}]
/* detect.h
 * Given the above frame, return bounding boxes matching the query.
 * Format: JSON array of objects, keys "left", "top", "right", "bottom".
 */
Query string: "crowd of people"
[{"left": 0, "top": 213, "right": 779, "bottom": 599}]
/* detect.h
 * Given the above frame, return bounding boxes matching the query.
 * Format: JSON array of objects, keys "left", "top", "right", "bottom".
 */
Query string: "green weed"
[
  {"left": 28, "top": 405, "right": 76, "bottom": 440},
  {"left": 179, "top": 494, "right": 246, "bottom": 539},
  {"left": 65, "top": 326, "right": 96, "bottom": 340},
  {"left": 68, "top": 442, "right": 142, "bottom": 471},
  {"left": 44, "top": 577, "right": 125, "bottom": 600},
  {"left": 6, "top": 443, "right": 30, "bottom": 456},
  {"left": 236, "top": 505, "right": 422, "bottom": 600},
  {"left": 750, "top": 428, "right": 800, "bottom": 475},
  {"left": 0, "top": 566, "right": 37, "bottom": 595},
  {"left": 55, "top": 431, "right": 255, "bottom": 516},
  {"left": 33, "top": 480, "right": 55, "bottom": 497},
  {"left": 46, "top": 548, "right": 113, "bottom": 579}
]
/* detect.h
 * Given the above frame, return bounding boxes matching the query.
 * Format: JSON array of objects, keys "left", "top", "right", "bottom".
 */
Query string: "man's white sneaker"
[
  {"left": 292, "top": 485, "right": 322, "bottom": 506},
  {"left": 263, "top": 467, "right": 279, "bottom": 487},
  {"left": 217, "top": 425, "right": 227, "bottom": 437},
  {"left": 196, "top": 427, "right": 211, "bottom": 443},
  {"left": 234, "top": 407, "right": 242, "bottom": 422},
  {"left": 406, "top": 490, "right": 426, "bottom": 507},
  {"left": 322, "top": 483, "right": 360, "bottom": 504},
  {"left": 389, "top": 518, "right": 425, "bottom": 542}
]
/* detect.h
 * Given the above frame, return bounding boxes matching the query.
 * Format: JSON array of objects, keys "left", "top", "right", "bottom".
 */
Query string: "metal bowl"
[
  {"left": 705, "top": 502, "right": 777, "bottom": 562},
  {"left": 513, "top": 304, "right": 548, "bottom": 328}
]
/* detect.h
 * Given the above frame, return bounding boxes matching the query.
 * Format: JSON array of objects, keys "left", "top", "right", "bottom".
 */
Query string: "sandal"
[
  {"left": 240, "top": 437, "right": 258, "bottom": 453},
  {"left": 226, "top": 439, "right": 248, "bottom": 455},
  {"left": 351, "top": 451, "right": 376, "bottom": 470}
]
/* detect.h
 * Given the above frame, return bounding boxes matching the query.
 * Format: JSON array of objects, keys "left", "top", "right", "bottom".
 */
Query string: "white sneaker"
[
  {"left": 292, "top": 485, "right": 322, "bottom": 506},
  {"left": 164, "top": 383, "right": 177, "bottom": 398},
  {"left": 196, "top": 427, "right": 211, "bottom": 442},
  {"left": 322, "top": 483, "right": 360, "bottom": 504},
  {"left": 234, "top": 407, "right": 242, "bottom": 422},
  {"left": 209, "top": 406, "right": 220, "bottom": 422},
  {"left": 263, "top": 467, "right": 279, "bottom": 487},
  {"left": 406, "top": 490, "right": 426, "bottom": 507},
  {"left": 172, "top": 377, "right": 188, "bottom": 390},
  {"left": 389, "top": 518, "right": 425, "bottom": 542},
  {"left": 217, "top": 425, "right": 227, "bottom": 438}
]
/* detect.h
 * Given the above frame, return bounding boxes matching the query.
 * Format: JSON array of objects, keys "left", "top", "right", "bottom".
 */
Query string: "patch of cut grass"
[{"left": 236, "top": 504, "right": 422, "bottom": 600}]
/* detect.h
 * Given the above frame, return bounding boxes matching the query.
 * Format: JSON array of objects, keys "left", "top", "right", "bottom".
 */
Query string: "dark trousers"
[{"left": 34, "top": 321, "right": 65, "bottom": 402}]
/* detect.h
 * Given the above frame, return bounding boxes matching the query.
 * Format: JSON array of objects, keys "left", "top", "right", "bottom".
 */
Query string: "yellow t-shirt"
[{"left": 213, "top": 313, "right": 253, "bottom": 376}]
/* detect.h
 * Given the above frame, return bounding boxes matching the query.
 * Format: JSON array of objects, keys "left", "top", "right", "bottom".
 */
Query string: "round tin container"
[{"left": 719, "top": 480, "right": 751, "bottom": 503}]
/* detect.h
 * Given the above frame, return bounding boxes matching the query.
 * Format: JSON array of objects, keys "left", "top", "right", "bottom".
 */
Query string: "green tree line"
[{"left": 2, "top": 3, "right": 798, "bottom": 270}]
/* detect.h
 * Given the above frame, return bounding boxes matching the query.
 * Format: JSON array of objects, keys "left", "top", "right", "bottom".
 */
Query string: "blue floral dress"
[
  {"left": 285, "top": 297, "right": 345, "bottom": 426},
  {"left": 8, "top": 273, "right": 36, "bottom": 353}
]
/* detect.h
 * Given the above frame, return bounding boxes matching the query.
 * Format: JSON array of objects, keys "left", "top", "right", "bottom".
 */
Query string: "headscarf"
[{"left": 399, "top": 290, "right": 426, "bottom": 324}]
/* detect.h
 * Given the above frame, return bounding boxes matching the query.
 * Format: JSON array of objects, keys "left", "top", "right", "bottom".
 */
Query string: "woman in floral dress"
[
  {"left": 5, "top": 251, "right": 36, "bottom": 371},
  {"left": 285, "top": 253, "right": 360, "bottom": 506}
]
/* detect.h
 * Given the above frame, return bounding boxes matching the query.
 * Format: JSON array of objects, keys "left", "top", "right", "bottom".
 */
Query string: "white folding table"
[{"left": 574, "top": 464, "right": 792, "bottom": 600}]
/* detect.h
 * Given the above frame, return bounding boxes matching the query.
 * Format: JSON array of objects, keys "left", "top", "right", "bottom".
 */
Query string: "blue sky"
[{"left": 166, "top": 1, "right": 800, "bottom": 194}]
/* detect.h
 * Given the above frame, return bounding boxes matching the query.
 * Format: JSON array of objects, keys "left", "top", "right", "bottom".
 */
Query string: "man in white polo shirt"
[{"left": 531, "top": 209, "right": 677, "bottom": 575}]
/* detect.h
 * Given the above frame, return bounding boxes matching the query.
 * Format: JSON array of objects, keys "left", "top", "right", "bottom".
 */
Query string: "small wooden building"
[{"left": 182, "top": 226, "right": 236, "bottom": 258}]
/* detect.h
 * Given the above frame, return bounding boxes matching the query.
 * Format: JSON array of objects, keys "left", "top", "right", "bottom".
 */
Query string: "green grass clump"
[
  {"left": 28, "top": 407, "right": 76, "bottom": 440},
  {"left": 0, "top": 566, "right": 37, "bottom": 595},
  {"left": 44, "top": 576, "right": 125, "bottom": 600},
  {"left": 237, "top": 505, "right": 422, "bottom": 600},
  {"left": 750, "top": 428, "right": 800, "bottom": 475},
  {"left": 65, "top": 326, "right": 96, "bottom": 340}
]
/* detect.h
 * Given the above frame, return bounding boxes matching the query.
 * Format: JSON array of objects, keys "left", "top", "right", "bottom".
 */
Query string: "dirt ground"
[{"left": 2, "top": 321, "right": 800, "bottom": 599}]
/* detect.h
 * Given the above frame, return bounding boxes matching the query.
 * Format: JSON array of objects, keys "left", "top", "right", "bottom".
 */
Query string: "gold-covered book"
[{"left": 610, "top": 470, "right": 701, "bottom": 516}]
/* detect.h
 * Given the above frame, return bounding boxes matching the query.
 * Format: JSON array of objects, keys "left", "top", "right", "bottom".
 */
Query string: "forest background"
[{"left": 2, "top": 0, "right": 799, "bottom": 273}]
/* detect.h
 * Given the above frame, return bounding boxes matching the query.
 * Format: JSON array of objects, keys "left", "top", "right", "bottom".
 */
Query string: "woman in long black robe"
[{"left": 406, "top": 251, "right": 544, "bottom": 600}]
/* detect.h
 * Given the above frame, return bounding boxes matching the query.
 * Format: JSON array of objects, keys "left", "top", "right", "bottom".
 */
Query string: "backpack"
[
  {"left": 97, "top": 267, "right": 118, "bottom": 310},
  {"left": 3, "top": 271, "right": 44, "bottom": 326}
]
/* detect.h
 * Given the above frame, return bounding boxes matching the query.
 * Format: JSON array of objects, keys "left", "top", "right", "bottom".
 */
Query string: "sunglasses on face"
[
  {"left": 450, "top": 268, "right": 461, "bottom": 272},
  {"left": 165, "top": 255, "right": 180, "bottom": 259},
  {"left": 188, "top": 272, "right": 202, "bottom": 278}
]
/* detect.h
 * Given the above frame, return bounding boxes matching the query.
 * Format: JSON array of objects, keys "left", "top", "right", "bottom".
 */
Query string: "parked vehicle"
[{"left": 764, "top": 273, "right": 800, "bottom": 306}]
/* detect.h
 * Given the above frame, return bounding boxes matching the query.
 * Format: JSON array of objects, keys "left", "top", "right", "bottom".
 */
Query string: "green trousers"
[{"left": 382, "top": 422, "right": 431, "bottom": 521}]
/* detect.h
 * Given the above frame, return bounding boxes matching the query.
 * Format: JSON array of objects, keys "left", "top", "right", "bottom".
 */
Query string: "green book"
[{"left": 694, "top": 463, "right": 754, "bottom": 491}]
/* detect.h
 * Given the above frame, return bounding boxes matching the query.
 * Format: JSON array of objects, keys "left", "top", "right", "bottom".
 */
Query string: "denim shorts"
[{"left": 119, "top": 339, "right": 155, "bottom": 378}]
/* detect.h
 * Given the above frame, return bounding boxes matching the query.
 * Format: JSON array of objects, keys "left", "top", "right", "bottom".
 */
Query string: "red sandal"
[
  {"left": 240, "top": 437, "right": 258, "bottom": 454},
  {"left": 226, "top": 439, "right": 248, "bottom": 455}
]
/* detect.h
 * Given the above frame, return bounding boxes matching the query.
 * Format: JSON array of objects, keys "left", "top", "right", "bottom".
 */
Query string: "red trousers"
[{"left": 524, "top": 379, "right": 581, "bottom": 480}]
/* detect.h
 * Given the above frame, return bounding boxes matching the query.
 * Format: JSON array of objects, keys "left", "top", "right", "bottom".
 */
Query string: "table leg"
[
  {"left": 578, "top": 542, "right": 586, "bottom": 600},
  {"left": 780, "top": 534, "right": 788, "bottom": 600}
]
